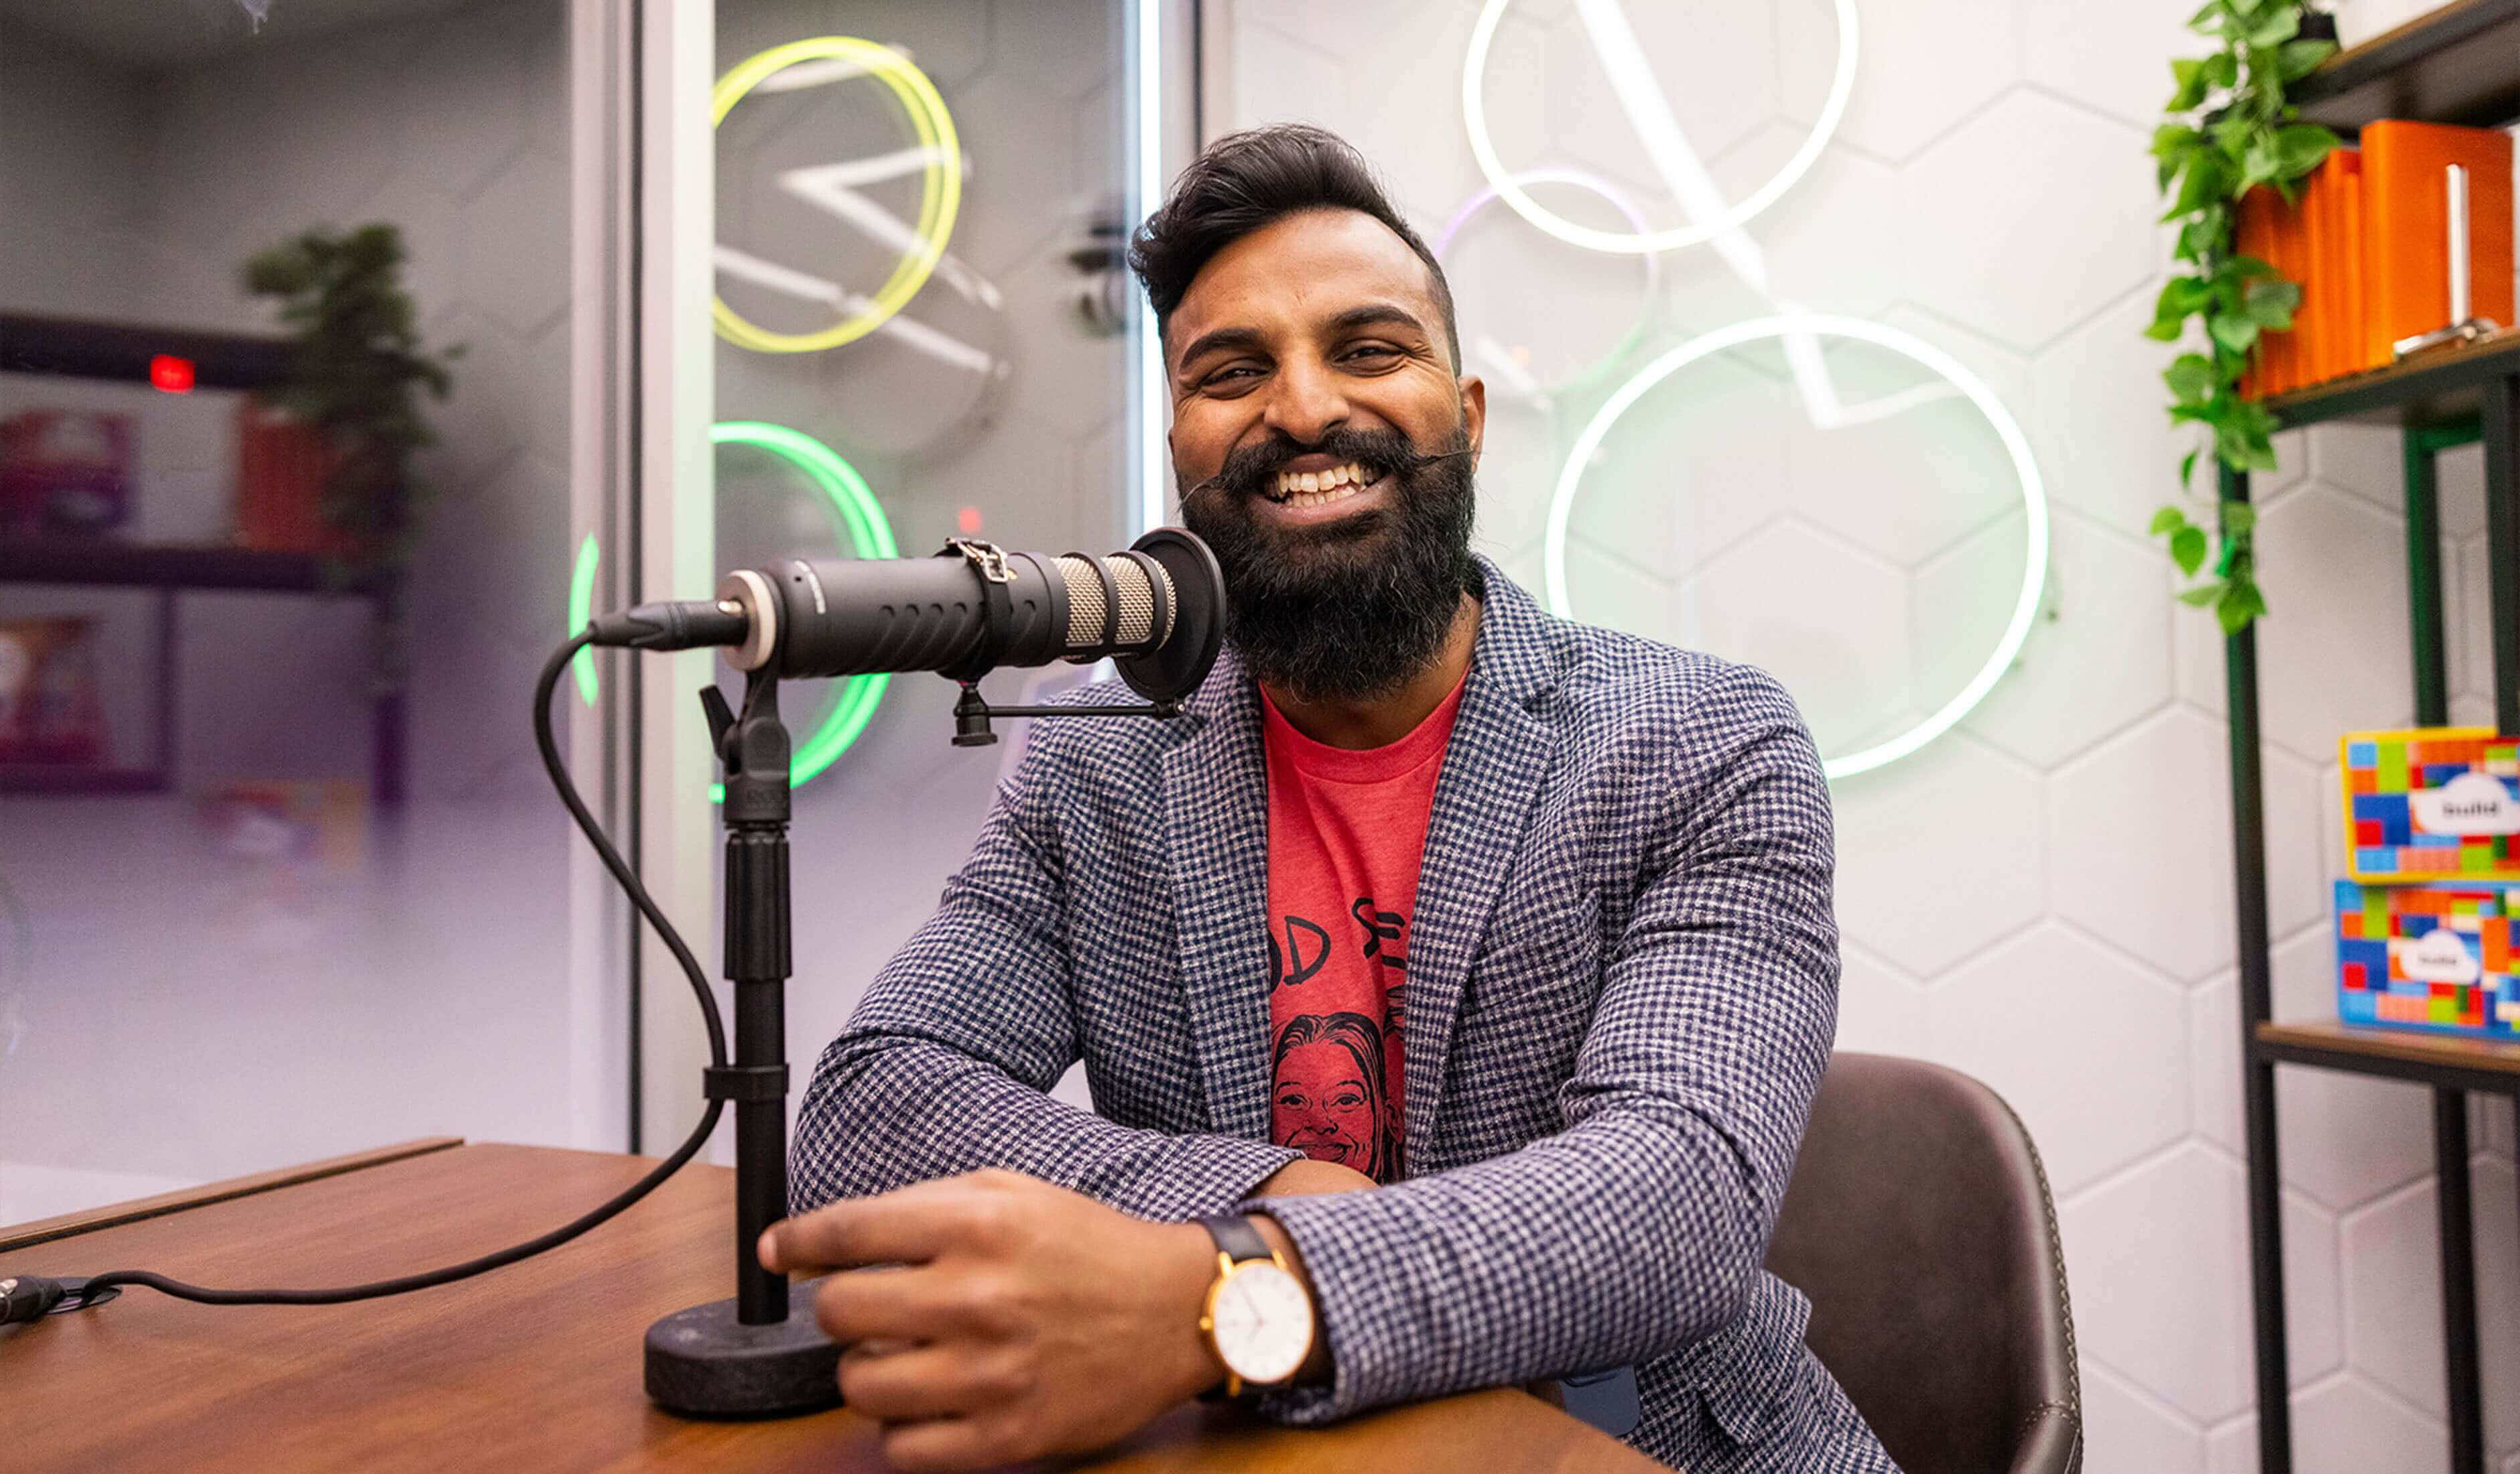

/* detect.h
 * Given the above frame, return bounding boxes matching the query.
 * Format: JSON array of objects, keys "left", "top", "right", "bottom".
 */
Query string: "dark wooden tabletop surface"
[{"left": 0, "top": 1140, "right": 1659, "bottom": 1473}]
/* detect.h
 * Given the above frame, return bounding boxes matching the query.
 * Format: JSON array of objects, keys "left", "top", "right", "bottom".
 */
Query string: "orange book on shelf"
[
  {"left": 2362, "top": 119, "right": 2515, "bottom": 365},
  {"left": 2336, "top": 149, "right": 2373, "bottom": 377},
  {"left": 2236, "top": 186, "right": 2281, "bottom": 399},
  {"left": 2267, "top": 182, "right": 2308, "bottom": 395},
  {"left": 2301, "top": 161, "right": 2333, "bottom": 386}
]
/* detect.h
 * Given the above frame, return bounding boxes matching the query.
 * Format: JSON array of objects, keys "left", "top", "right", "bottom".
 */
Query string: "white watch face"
[{"left": 1209, "top": 1260, "right": 1313, "bottom": 1386}]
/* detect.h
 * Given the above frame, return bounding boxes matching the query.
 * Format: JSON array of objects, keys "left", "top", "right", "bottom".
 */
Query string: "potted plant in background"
[{"left": 238, "top": 222, "right": 460, "bottom": 715}]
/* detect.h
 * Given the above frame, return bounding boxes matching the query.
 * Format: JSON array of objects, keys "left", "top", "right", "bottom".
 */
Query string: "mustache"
[{"left": 1180, "top": 429, "right": 1472, "bottom": 506}]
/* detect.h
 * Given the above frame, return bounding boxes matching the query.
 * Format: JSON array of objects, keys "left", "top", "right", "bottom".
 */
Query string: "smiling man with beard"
[{"left": 774, "top": 125, "right": 1895, "bottom": 1474}]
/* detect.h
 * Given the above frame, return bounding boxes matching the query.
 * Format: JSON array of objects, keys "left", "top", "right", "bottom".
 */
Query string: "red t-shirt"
[{"left": 1260, "top": 677, "right": 1466, "bottom": 1183}]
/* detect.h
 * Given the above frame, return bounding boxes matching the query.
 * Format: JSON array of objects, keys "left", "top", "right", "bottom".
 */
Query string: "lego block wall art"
[
  {"left": 2340, "top": 727, "right": 2520, "bottom": 883},
  {"left": 2333, "top": 880, "right": 2520, "bottom": 1040}
]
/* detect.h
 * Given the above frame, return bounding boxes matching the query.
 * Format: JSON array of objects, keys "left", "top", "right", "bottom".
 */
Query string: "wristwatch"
[{"left": 1194, "top": 1215, "right": 1315, "bottom": 1396}]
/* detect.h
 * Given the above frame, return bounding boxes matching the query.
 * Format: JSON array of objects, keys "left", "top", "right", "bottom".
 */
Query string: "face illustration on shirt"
[{"left": 1271, "top": 1012, "right": 1395, "bottom": 1181}]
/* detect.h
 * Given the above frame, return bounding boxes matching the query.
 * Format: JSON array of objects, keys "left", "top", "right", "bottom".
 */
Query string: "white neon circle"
[
  {"left": 1462, "top": 0, "right": 1860, "bottom": 255},
  {"left": 1545, "top": 314, "right": 2049, "bottom": 781}
]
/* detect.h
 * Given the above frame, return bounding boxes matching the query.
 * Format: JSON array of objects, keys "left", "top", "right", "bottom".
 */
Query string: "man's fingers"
[
  {"left": 761, "top": 1182, "right": 990, "bottom": 1272},
  {"left": 877, "top": 1415, "right": 1007, "bottom": 1474},
  {"left": 838, "top": 1343, "right": 1026, "bottom": 1424},
  {"left": 809, "top": 1268, "right": 995, "bottom": 1345}
]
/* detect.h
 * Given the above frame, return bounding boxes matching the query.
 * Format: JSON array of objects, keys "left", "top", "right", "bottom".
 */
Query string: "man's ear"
[{"left": 1458, "top": 374, "right": 1486, "bottom": 468}]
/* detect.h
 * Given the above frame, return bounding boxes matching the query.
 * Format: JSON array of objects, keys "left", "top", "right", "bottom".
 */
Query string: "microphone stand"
[{"left": 643, "top": 666, "right": 840, "bottom": 1416}]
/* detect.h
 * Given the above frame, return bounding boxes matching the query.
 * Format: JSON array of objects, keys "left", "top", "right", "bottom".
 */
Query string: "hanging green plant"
[{"left": 2145, "top": 0, "right": 2340, "bottom": 634}]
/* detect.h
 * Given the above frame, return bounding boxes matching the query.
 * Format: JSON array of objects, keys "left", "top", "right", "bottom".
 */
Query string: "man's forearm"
[{"left": 792, "top": 1030, "right": 1302, "bottom": 1221}]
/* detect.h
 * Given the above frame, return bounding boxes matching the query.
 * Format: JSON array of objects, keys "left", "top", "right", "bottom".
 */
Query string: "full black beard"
[{"left": 1179, "top": 422, "right": 1478, "bottom": 704}]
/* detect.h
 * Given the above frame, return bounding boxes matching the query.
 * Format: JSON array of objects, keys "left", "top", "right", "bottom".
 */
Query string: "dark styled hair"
[{"left": 1129, "top": 124, "right": 1460, "bottom": 370}]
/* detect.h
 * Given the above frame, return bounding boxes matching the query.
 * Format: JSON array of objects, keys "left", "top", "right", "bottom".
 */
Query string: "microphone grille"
[{"left": 1052, "top": 553, "right": 1176, "bottom": 654}]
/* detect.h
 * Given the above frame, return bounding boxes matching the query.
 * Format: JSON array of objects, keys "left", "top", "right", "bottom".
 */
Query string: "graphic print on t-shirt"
[{"left": 1259, "top": 674, "right": 1466, "bottom": 1187}]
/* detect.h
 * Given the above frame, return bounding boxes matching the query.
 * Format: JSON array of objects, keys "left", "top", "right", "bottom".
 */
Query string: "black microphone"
[{"left": 587, "top": 527, "right": 1224, "bottom": 707}]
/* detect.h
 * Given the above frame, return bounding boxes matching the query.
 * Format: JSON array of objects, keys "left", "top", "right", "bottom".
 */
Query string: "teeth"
[{"left": 1275, "top": 461, "right": 1377, "bottom": 499}]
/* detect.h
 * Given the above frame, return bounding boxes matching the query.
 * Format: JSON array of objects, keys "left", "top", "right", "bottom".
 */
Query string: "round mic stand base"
[{"left": 644, "top": 1280, "right": 840, "bottom": 1417}]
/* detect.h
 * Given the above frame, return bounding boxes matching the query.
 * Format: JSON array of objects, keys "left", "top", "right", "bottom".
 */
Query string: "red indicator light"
[
  {"left": 956, "top": 506, "right": 983, "bottom": 535},
  {"left": 150, "top": 355, "right": 195, "bottom": 393}
]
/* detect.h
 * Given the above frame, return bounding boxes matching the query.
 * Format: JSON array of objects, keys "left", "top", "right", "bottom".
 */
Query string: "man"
[{"left": 771, "top": 124, "right": 1895, "bottom": 1474}]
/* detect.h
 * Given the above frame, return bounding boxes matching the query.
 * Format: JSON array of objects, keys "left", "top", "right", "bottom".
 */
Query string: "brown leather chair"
[{"left": 1765, "top": 1053, "right": 2083, "bottom": 1474}]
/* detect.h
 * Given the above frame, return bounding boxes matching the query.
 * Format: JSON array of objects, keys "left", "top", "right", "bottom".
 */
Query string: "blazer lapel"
[
  {"left": 1160, "top": 648, "right": 1276, "bottom": 1140},
  {"left": 1403, "top": 567, "right": 1559, "bottom": 1168}
]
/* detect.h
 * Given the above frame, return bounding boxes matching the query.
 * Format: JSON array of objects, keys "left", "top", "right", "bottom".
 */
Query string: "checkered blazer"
[{"left": 793, "top": 561, "right": 1897, "bottom": 1473}]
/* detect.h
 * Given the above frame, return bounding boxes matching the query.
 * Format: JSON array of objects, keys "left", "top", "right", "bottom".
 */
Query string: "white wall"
[{"left": 1214, "top": 1, "right": 2515, "bottom": 1470}]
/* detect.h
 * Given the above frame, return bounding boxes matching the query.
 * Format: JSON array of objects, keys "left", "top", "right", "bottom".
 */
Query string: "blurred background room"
[{"left": 3, "top": 1, "right": 2518, "bottom": 1470}]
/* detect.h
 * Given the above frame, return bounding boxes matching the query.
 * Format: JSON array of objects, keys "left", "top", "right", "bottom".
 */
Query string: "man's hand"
[{"left": 759, "top": 1169, "right": 1224, "bottom": 1472}]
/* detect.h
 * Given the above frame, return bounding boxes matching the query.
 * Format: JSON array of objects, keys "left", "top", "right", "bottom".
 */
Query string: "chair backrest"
[{"left": 1765, "top": 1053, "right": 2082, "bottom": 1474}]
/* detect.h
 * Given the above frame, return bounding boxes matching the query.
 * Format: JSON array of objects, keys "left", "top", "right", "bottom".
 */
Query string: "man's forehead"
[{"left": 1170, "top": 208, "right": 1442, "bottom": 348}]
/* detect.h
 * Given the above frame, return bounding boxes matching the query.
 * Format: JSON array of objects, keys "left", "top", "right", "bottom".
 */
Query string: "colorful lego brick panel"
[
  {"left": 2338, "top": 727, "right": 2520, "bottom": 882},
  {"left": 2332, "top": 879, "right": 2520, "bottom": 1040}
]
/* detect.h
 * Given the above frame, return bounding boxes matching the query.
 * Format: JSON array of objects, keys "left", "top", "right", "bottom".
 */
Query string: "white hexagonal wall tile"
[
  {"left": 1686, "top": 519, "right": 1911, "bottom": 757},
  {"left": 1539, "top": 1, "right": 1777, "bottom": 200},
  {"left": 1830, "top": 733, "right": 2041, "bottom": 978},
  {"left": 1776, "top": 0, "right": 2020, "bottom": 164},
  {"left": 2457, "top": 534, "right": 2497, "bottom": 707},
  {"left": 2239, "top": 484, "right": 2415, "bottom": 762},
  {"left": 1897, "top": 93, "right": 2155, "bottom": 352},
  {"left": 1833, "top": 944, "right": 1926, "bottom": 1057},
  {"left": 1926, "top": 923, "right": 2185, "bottom": 1193},
  {"left": 1783, "top": 330, "right": 2023, "bottom": 571},
  {"left": 2030, "top": 283, "right": 2205, "bottom": 541},
  {"left": 2063, "top": 1142, "right": 2342, "bottom": 1423},
  {"left": 2084, "top": 1364, "right": 2208, "bottom": 1474},
  {"left": 1245, "top": 2, "right": 1546, "bottom": 226},
  {"left": 1676, "top": 125, "right": 1909, "bottom": 319},
  {"left": 992, "top": 0, "right": 1119, "bottom": 100},
  {"left": 458, "top": 151, "right": 570, "bottom": 339},
  {"left": 1441, "top": 184, "right": 1670, "bottom": 406},
  {"left": 1464, "top": 397, "right": 1561, "bottom": 561},
  {"left": 2190, "top": 957, "right": 2438, "bottom": 1221},
  {"left": 2340, "top": 1162, "right": 2520, "bottom": 1439},
  {"left": 2048, "top": 708, "right": 2326, "bottom": 983},
  {"left": 830, "top": 0, "right": 991, "bottom": 90},
  {"left": 944, "top": 72, "right": 1080, "bottom": 277},
  {"left": 2308, "top": 1373, "right": 2456, "bottom": 1474},
  {"left": 2021, "top": 0, "right": 2212, "bottom": 129},
  {"left": 1558, "top": 538, "right": 1678, "bottom": 638},
  {"left": 1560, "top": 348, "right": 1790, "bottom": 590},
  {"left": 423, "top": 314, "right": 532, "bottom": 489},
  {"left": 998, "top": 245, "right": 1129, "bottom": 438},
  {"left": 1926, "top": 509, "right": 2169, "bottom": 769},
  {"left": 398, "top": 10, "right": 531, "bottom": 201}
]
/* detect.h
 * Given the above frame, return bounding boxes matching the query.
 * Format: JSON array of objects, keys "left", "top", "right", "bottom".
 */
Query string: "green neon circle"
[
  {"left": 568, "top": 533, "right": 601, "bottom": 707},
  {"left": 1544, "top": 314, "right": 2048, "bottom": 783},
  {"left": 712, "top": 421, "right": 897, "bottom": 796}
]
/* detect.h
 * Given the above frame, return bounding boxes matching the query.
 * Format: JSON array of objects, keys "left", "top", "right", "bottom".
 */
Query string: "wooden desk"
[{"left": 1, "top": 1142, "right": 1659, "bottom": 1473}]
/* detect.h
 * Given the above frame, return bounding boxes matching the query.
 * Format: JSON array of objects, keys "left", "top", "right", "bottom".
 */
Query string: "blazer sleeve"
[
  {"left": 790, "top": 731, "right": 1300, "bottom": 1223},
  {"left": 1251, "top": 664, "right": 1838, "bottom": 1422}
]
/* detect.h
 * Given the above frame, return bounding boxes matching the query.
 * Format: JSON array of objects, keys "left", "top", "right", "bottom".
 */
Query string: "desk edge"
[{"left": 0, "top": 1136, "right": 466, "bottom": 1252}]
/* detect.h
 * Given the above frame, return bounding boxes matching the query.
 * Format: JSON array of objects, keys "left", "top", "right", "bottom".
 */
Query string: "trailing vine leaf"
[{"left": 2145, "top": 1, "right": 2338, "bottom": 634}]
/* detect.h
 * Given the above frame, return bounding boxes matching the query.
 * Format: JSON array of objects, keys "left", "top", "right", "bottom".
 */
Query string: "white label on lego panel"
[
  {"left": 2407, "top": 771, "right": 2520, "bottom": 835},
  {"left": 2399, "top": 928, "right": 2483, "bottom": 986}
]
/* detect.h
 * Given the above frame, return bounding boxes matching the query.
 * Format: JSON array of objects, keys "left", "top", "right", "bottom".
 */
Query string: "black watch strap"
[{"left": 1198, "top": 1213, "right": 1273, "bottom": 1264}]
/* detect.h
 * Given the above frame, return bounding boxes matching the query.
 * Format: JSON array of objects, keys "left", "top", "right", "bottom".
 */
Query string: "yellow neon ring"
[{"left": 711, "top": 37, "right": 962, "bottom": 354}]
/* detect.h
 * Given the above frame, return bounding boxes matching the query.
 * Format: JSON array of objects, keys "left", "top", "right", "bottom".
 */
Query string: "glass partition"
[{"left": 0, "top": 0, "right": 609, "bottom": 1220}]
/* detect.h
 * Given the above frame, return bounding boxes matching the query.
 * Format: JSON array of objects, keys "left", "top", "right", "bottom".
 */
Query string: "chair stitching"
[{"left": 1987, "top": 1089, "right": 2082, "bottom": 1421}]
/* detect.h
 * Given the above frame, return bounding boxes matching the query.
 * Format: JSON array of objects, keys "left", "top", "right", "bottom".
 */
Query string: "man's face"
[{"left": 1165, "top": 208, "right": 1489, "bottom": 699}]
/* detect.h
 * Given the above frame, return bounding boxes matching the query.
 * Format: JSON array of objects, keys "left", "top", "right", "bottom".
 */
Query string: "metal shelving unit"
[
  {"left": 2226, "top": 293, "right": 2520, "bottom": 1474},
  {"left": 0, "top": 313, "right": 403, "bottom": 802}
]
